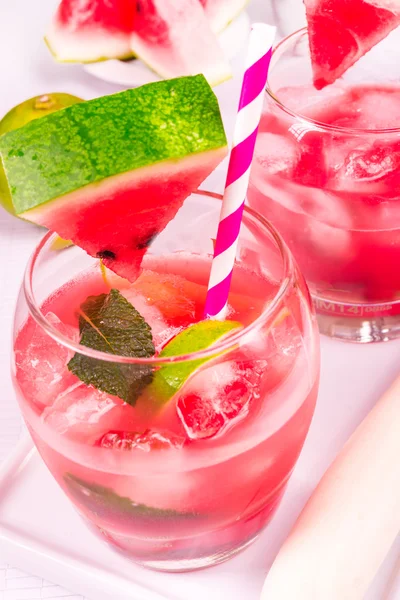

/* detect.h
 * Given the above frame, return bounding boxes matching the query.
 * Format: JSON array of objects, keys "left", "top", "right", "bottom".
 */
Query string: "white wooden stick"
[
  {"left": 261, "top": 373, "right": 400, "bottom": 600},
  {"left": 383, "top": 546, "right": 400, "bottom": 599}
]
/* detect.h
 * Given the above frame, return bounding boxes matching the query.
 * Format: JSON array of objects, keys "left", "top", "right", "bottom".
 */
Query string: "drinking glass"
[
  {"left": 248, "top": 27, "right": 400, "bottom": 342},
  {"left": 12, "top": 191, "right": 319, "bottom": 571}
]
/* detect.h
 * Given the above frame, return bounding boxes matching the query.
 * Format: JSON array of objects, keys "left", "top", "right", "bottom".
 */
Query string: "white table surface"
[{"left": 2, "top": 1, "right": 400, "bottom": 599}]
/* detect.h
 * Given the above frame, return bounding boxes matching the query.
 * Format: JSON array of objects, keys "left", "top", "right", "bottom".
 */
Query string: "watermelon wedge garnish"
[
  {"left": 0, "top": 75, "right": 228, "bottom": 282},
  {"left": 200, "top": 0, "right": 249, "bottom": 33},
  {"left": 304, "top": 0, "right": 400, "bottom": 89},
  {"left": 130, "top": 0, "right": 232, "bottom": 86},
  {"left": 46, "top": 0, "right": 137, "bottom": 63}
]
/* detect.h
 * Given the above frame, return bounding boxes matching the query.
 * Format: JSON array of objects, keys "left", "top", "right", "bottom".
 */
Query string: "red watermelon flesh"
[
  {"left": 46, "top": 0, "right": 137, "bottom": 62},
  {"left": 130, "top": 0, "right": 232, "bottom": 86},
  {"left": 304, "top": 0, "right": 400, "bottom": 89},
  {"left": 25, "top": 155, "right": 225, "bottom": 282}
]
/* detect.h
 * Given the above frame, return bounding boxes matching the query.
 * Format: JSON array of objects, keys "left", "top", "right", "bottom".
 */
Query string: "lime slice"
[
  {"left": 151, "top": 319, "right": 242, "bottom": 405},
  {"left": 0, "top": 92, "right": 82, "bottom": 215},
  {"left": 0, "top": 93, "right": 82, "bottom": 137}
]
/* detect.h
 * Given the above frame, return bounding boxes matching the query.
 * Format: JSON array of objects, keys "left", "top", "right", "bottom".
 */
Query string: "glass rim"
[
  {"left": 23, "top": 190, "right": 295, "bottom": 366},
  {"left": 267, "top": 27, "right": 400, "bottom": 136}
]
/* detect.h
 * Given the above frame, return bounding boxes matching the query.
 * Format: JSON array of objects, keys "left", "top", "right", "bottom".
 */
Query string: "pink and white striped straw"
[{"left": 205, "top": 23, "right": 276, "bottom": 319}]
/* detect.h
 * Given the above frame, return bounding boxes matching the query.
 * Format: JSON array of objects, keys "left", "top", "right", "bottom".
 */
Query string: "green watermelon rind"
[
  {"left": 0, "top": 75, "right": 227, "bottom": 215},
  {"left": 204, "top": 0, "right": 250, "bottom": 34},
  {"left": 17, "top": 150, "right": 226, "bottom": 244},
  {"left": 44, "top": 32, "right": 136, "bottom": 64}
]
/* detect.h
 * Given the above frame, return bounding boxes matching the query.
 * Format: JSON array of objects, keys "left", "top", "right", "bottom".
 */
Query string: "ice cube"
[
  {"left": 341, "top": 87, "right": 400, "bottom": 130},
  {"left": 253, "top": 132, "right": 300, "bottom": 176},
  {"left": 344, "top": 144, "right": 399, "bottom": 181},
  {"left": 365, "top": 0, "right": 400, "bottom": 10},
  {"left": 307, "top": 218, "right": 354, "bottom": 262},
  {"left": 297, "top": 183, "right": 354, "bottom": 229},
  {"left": 97, "top": 429, "right": 185, "bottom": 451},
  {"left": 121, "top": 287, "right": 181, "bottom": 351},
  {"left": 328, "top": 140, "right": 400, "bottom": 194},
  {"left": 243, "top": 314, "right": 303, "bottom": 395},
  {"left": 276, "top": 84, "right": 348, "bottom": 121},
  {"left": 15, "top": 312, "right": 79, "bottom": 409},
  {"left": 43, "top": 381, "right": 127, "bottom": 442},
  {"left": 176, "top": 362, "right": 254, "bottom": 440},
  {"left": 132, "top": 270, "right": 205, "bottom": 326}
]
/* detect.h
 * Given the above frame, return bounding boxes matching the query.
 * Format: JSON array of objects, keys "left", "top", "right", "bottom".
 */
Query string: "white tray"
[
  {"left": 2, "top": 337, "right": 400, "bottom": 600},
  {"left": 84, "top": 11, "right": 250, "bottom": 87}
]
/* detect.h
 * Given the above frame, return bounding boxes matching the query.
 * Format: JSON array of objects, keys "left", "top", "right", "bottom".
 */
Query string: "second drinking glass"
[{"left": 248, "top": 27, "right": 400, "bottom": 342}]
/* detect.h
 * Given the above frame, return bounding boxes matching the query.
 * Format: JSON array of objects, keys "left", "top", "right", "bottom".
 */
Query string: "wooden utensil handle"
[{"left": 261, "top": 373, "right": 400, "bottom": 600}]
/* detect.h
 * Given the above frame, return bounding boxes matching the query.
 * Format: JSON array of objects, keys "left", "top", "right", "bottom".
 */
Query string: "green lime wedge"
[
  {"left": 0, "top": 93, "right": 82, "bottom": 136},
  {"left": 151, "top": 319, "right": 242, "bottom": 405},
  {"left": 0, "top": 92, "right": 82, "bottom": 215}
]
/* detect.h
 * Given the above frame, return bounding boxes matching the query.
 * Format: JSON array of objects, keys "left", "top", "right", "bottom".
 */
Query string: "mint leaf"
[
  {"left": 64, "top": 473, "right": 199, "bottom": 522},
  {"left": 67, "top": 289, "right": 155, "bottom": 405}
]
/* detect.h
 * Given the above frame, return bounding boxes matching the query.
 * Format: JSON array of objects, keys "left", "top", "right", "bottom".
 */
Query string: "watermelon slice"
[
  {"left": 129, "top": 0, "right": 232, "bottom": 87},
  {"left": 46, "top": 0, "right": 137, "bottom": 62},
  {"left": 200, "top": 0, "right": 249, "bottom": 33},
  {"left": 304, "top": 0, "right": 400, "bottom": 89},
  {"left": 0, "top": 76, "right": 227, "bottom": 282}
]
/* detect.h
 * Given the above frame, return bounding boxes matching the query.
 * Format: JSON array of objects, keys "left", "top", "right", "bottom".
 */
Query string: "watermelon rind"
[
  {"left": 202, "top": 0, "right": 250, "bottom": 34},
  {"left": 129, "top": 0, "right": 232, "bottom": 87},
  {"left": 45, "top": 0, "right": 137, "bottom": 63},
  {"left": 0, "top": 76, "right": 226, "bottom": 215},
  {"left": 45, "top": 25, "right": 135, "bottom": 63},
  {"left": 45, "top": 0, "right": 239, "bottom": 83},
  {"left": 364, "top": 0, "right": 400, "bottom": 11}
]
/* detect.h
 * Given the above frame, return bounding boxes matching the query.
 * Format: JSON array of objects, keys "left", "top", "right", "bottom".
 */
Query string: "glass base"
[
  {"left": 316, "top": 310, "right": 400, "bottom": 343},
  {"left": 81, "top": 475, "right": 289, "bottom": 572},
  {"left": 138, "top": 534, "right": 260, "bottom": 573},
  {"left": 85, "top": 491, "right": 285, "bottom": 572},
  {"left": 93, "top": 524, "right": 262, "bottom": 573}
]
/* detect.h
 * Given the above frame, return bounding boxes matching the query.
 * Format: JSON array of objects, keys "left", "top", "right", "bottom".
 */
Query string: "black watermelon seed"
[
  {"left": 96, "top": 250, "right": 116, "bottom": 260},
  {"left": 136, "top": 231, "right": 158, "bottom": 250}
]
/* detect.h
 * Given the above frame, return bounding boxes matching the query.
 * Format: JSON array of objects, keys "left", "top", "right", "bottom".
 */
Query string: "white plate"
[
  {"left": 2, "top": 338, "right": 400, "bottom": 600},
  {"left": 84, "top": 11, "right": 251, "bottom": 87}
]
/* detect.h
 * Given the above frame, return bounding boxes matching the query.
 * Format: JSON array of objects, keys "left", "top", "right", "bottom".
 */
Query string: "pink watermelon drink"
[
  {"left": 248, "top": 27, "right": 400, "bottom": 342},
  {"left": 12, "top": 191, "right": 319, "bottom": 571}
]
